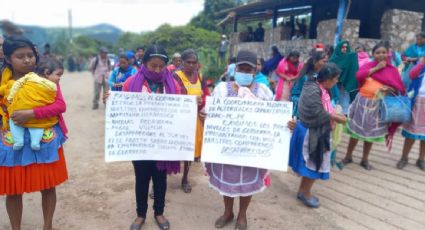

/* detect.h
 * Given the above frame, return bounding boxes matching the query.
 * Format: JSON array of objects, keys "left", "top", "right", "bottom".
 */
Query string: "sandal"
[
  {"left": 340, "top": 157, "right": 353, "bottom": 165},
  {"left": 130, "top": 217, "right": 145, "bottom": 230},
  {"left": 396, "top": 159, "right": 408, "bottom": 169},
  {"left": 360, "top": 160, "right": 373, "bottom": 170},
  {"left": 181, "top": 182, "right": 192, "bottom": 193},
  {"left": 154, "top": 216, "right": 170, "bottom": 230},
  {"left": 215, "top": 214, "right": 234, "bottom": 228},
  {"left": 416, "top": 160, "right": 425, "bottom": 171},
  {"left": 297, "top": 193, "right": 320, "bottom": 208}
]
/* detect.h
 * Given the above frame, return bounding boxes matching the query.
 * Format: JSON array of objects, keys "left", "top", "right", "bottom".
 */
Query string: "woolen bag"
[{"left": 380, "top": 95, "right": 411, "bottom": 123}]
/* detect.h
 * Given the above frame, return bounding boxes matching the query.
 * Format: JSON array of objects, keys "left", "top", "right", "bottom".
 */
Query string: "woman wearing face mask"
[
  {"left": 121, "top": 45, "right": 179, "bottom": 230},
  {"left": 202, "top": 50, "right": 273, "bottom": 230}
]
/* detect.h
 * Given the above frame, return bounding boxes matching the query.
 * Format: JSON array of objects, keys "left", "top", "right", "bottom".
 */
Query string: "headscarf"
[
  {"left": 128, "top": 65, "right": 176, "bottom": 94},
  {"left": 275, "top": 58, "right": 303, "bottom": 100},
  {"left": 330, "top": 40, "right": 359, "bottom": 101},
  {"left": 298, "top": 76, "right": 331, "bottom": 171}
]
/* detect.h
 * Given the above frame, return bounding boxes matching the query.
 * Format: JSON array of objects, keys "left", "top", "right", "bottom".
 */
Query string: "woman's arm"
[
  {"left": 409, "top": 59, "right": 425, "bottom": 80},
  {"left": 108, "top": 69, "right": 117, "bottom": 89}
]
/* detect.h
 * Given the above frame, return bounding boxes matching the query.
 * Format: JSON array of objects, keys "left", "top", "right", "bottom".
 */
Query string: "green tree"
[{"left": 189, "top": 0, "right": 237, "bottom": 31}]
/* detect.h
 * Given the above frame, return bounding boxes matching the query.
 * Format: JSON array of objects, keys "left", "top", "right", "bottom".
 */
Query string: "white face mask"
[{"left": 234, "top": 71, "right": 254, "bottom": 86}]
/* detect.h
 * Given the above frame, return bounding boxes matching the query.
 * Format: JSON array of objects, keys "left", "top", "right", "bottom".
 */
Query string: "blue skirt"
[{"left": 289, "top": 123, "right": 330, "bottom": 180}]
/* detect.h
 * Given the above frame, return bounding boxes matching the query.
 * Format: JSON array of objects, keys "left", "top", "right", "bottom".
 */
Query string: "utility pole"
[{"left": 68, "top": 9, "right": 73, "bottom": 43}]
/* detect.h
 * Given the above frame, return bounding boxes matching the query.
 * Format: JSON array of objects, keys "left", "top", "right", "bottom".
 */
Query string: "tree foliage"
[{"left": 189, "top": 0, "right": 237, "bottom": 31}]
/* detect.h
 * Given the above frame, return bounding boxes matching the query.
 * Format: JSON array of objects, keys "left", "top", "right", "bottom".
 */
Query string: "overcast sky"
[{"left": 0, "top": 0, "right": 204, "bottom": 33}]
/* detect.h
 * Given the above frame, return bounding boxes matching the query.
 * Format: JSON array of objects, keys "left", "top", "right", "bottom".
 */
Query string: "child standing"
[{"left": 289, "top": 63, "right": 346, "bottom": 208}]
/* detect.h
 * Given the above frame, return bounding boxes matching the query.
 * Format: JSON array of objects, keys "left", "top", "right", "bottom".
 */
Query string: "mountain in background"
[{"left": 17, "top": 23, "right": 123, "bottom": 48}]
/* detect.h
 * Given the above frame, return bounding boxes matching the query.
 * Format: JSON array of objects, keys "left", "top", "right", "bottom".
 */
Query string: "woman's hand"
[
  {"left": 196, "top": 96, "right": 203, "bottom": 106},
  {"left": 199, "top": 108, "right": 207, "bottom": 121},
  {"left": 103, "top": 91, "right": 110, "bottom": 104},
  {"left": 287, "top": 119, "right": 297, "bottom": 133},
  {"left": 11, "top": 110, "right": 35, "bottom": 126},
  {"left": 113, "top": 83, "right": 123, "bottom": 88},
  {"left": 380, "top": 86, "right": 395, "bottom": 95},
  {"left": 331, "top": 113, "right": 347, "bottom": 124}
]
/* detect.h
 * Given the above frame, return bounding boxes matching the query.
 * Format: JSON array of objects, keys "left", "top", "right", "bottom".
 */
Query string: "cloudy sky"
[{"left": 0, "top": 0, "right": 204, "bottom": 32}]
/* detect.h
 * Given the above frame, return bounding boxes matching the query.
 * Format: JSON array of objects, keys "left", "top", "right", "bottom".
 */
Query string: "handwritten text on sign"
[
  {"left": 201, "top": 97, "right": 292, "bottom": 171},
  {"left": 105, "top": 92, "right": 197, "bottom": 162}
]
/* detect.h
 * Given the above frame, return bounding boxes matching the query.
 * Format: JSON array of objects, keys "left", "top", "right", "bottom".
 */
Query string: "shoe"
[
  {"left": 31, "top": 143, "right": 41, "bottom": 151},
  {"left": 13, "top": 144, "right": 24, "bottom": 151},
  {"left": 396, "top": 159, "right": 408, "bottom": 169},
  {"left": 154, "top": 216, "right": 170, "bottom": 230},
  {"left": 215, "top": 214, "right": 234, "bottom": 228},
  {"left": 130, "top": 218, "right": 145, "bottom": 230},
  {"left": 181, "top": 182, "right": 192, "bottom": 193},
  {"left": 92, "top": 104, "right": 99, "bottom": 110},
  {"left": 297, "top": 193, "right": 320, "bottom": 208},
  {"left": 360, "top": 160, "right": 373, "bottom": 170},
  {"left": 416, "top": 160, "right": 425, "bottom": 171}
]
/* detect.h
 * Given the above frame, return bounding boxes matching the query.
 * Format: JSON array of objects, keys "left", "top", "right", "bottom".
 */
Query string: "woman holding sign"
[
  {"left": 289, "top": 63, "right": 346, "bottom": 208},
  {"left": 173, "top": 49, "right": 209, "bottom": 193},
  {"left": 203, "top": 50, "right": 273, "bottom": 230},
  {"left": 121, "top": 45, "right": 178, "bottom": 230}
]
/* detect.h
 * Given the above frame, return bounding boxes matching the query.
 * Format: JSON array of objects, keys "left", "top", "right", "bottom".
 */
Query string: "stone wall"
[
  {"left": 316, "top": 19, "right": 360, "bottom": 45},
  {"left": 230, "top": 9, "right": 423, "bottom": 61},
  {"left": 381, "top": 9, "right": 424, "bottom": 51}
]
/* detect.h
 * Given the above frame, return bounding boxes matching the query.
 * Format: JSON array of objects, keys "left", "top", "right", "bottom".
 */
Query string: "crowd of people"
[{"left": 0, "top": 29, "right": 425, "bottom": 230}]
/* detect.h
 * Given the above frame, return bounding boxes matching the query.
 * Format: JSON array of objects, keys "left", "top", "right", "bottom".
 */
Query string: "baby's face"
[{"left": 47, "top": 69, "right": 63, "bottom": 84}]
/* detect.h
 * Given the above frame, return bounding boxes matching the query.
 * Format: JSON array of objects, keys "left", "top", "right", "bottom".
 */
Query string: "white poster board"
[
  {"left": 105, "top": 92, "right": 197, "bottom": 162},
  {"left": 201, "top": 97, "right": 292, "bottom": 171}
]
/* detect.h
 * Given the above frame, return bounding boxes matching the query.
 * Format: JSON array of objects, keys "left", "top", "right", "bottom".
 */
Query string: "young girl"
[
  {"left": 0, "top": 35, "right": 68, "bottom": 230},
  {"left": 290, "top": 50, "right": 328, "bottom": 117},
  {"left": 5, "top": 59, "right": 63, "bottom": 150},
  {"left": 108, "top": 54, "right": 137, "bottom": 91},
  {"left": 398, "top": 56, "right": 425, "bottom": 170},
  {"left": 341, "top": 43, "right": 405, "bottom": 170},
  {"left": 289, "top": 63, "right": 346, "bottom": 208},
  {"left": 275, "top": 50, "right": 302, "bottom": 101}
]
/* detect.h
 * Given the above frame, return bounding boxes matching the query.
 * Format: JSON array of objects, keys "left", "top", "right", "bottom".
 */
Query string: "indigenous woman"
[
  {"left": 122, "top": 45, "right": 178, "bottom": 230},
  {"left": 0, "top": 35, "right": 68, "bottom": 230},
  {"left": 275, "top": 50, "right": 303, "bottom": 101},
  {"left": 329, "top": 40, "right": 359, "bottom": 114},
  {"left": 290, "top": 50, "right": 328, "bottom": 117},
  {"left": 289, "top": 63, "right": 346, "bottom": 208},
  {"left": 173, "top": 49, "right": 209, "bottom": 193},
  {"left": 203, "top": 50, "right": 273, "bottom": 230},
  {"left": 108, "top": 54, "right": 137, "bottom": 91},
  {"left": 341, "top": 43, "right": 405, "bottom": 170},
  {"left": 398, "top": 56, "right": 425, "bottom": 171}
]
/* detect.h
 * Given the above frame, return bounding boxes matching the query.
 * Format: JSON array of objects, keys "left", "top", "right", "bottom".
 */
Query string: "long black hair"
[
  {"left": 142, "top": 45, "right": 168, "bottom": 65},
  {"left": 298, "top": 50, "right": 327, "bottom": 78},
  {"left": 317, "top": 63, "right": 341, "bottom": 83},
  {"left": 1, "top": 35, "right": 39, "bottom": 71}
]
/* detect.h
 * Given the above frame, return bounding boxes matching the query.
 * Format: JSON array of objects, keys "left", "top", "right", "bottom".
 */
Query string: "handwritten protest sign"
[
  {"left": 201, "top": 97, "right": 292, "bottom": 171},
  {"left": 105, "top": 92, "right": 197, "bottom": 162}
]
